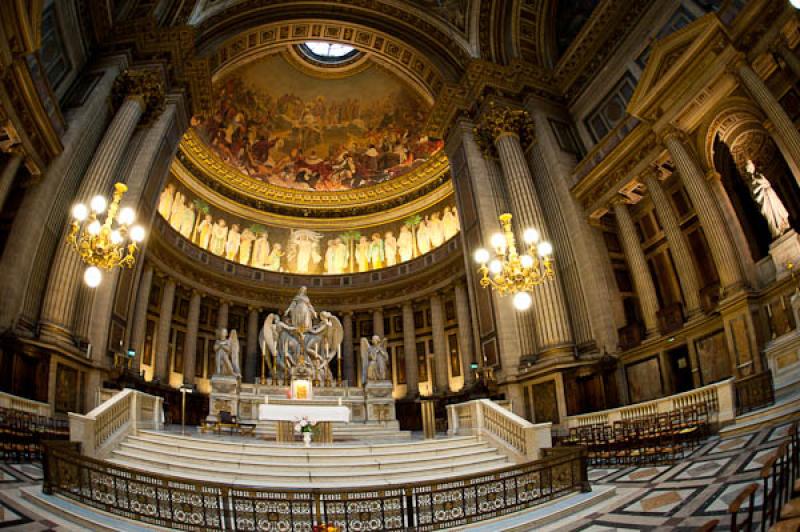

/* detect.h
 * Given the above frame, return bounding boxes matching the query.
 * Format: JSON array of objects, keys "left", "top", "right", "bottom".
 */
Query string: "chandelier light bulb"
[
  {"left": 488, "top": 259, "right": 503, "bottom": 275},
  {"left": 513, "top": 291, "right": 533, "bottom": 311},
  {"left": 110, "top": 230, "right": 123, "bottom": 244},
  {"left": 792, "top": 0, "right": 800, "bottom": 9},
  {"left": 490, "top": 232, "right": 506, "bottom": 250},
  {"left": 130, "top": 225, "right": 146, "bottom": 243},
  {"left": 118, "top": 207, "right": 136, "bottom": 225},
  {"left": 520, "top": 254, "right": 534, "bottom": 269},
  {"left": 90, "top": 195, "right": 107, "bottom": 213},
  {"left": 474, "top": 248, "right": 490, "bottom": 264},
  {"left": 537, "top": 241, "right": 553, "bottom": 257},
  {"left": 84, "top": 266, "right": 102, "bottom": 288},
  {"left": 523, "top": 228, "right": 540, "bottom": 244},
  {"left": 72, "top": 203, "right": 88, "bottom": 221},
  {"left": 87, "top": 220, "right": 102, "bottom": 236}
]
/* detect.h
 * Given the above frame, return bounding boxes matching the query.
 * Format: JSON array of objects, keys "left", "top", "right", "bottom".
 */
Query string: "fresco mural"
[
  {"left": 158, "top": 181, "right": 460, "bottom": 275},
  {"left": 191, "top": 53, "right": 443, "bottom": 192}
]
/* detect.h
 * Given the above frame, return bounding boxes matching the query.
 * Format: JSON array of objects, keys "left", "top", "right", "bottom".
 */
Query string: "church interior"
[{"left": 0, "top": 0, "right": 800, "bottom": 530}]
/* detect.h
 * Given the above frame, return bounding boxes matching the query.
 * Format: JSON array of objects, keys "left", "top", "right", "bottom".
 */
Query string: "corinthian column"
[
  {"left": 613, "top": 201, "right": 660, "bottom": 336},
  {"left": 642, "top": 171, "right": 701, "bottom": 316},
  {"left": 475, "top": 104, "right": 574, "bottom": 358},
  {"left": 217, "top": 300, "right": 229, "bottom": 331},
  {"left": 430, "top": 293, "right": 449, "bottom": 394},
  {"left": 182, "top": 290, "right": 202, "bottom": 384},
  {"left": 154, "top": 277, "right": 176, "bottom": 382},
  {"left": 39, "top": 70, "right": 163, "bottom": 346},
  {"left": 662, "top": 128, "right": 744, "bottom": 293},
  {"left": 735, "top": 58, "right": 800, "bottom": 186},
  {"left": 246, "top": 307, "right": 260, "bottom": 382},
  {"left": 372, "top": 308, "right": 384, "bottom": 338},
  {"left": 402, "top": 302, "right": 419, "bottom": 397},
  {"left": 129, "top": 264, "right": 153, "bottom": 371},
  {"left": 453, "top": 282, "right": 475, "bottom": 385},
  {"left": 342, "top": 312, "right": 355, "bottom": 385}
]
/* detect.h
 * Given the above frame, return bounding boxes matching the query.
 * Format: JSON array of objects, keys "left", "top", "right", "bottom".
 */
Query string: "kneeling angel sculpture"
[
  {"left": 360, "top": 335, "right": 389, "bottom": 383},
  {"left": 214, "top": 327, "right": 241, "bottom": 378}
]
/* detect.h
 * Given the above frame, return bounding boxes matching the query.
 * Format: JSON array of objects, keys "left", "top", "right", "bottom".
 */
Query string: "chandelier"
[
  {"left": 473, "top": 213, "right": 554, "bottom": 311},
  {"left": 68, "top": 183, "right": 145, "bottom": 287}
]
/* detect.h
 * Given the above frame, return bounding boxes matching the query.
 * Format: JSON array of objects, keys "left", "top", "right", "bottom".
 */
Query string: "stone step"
[
  {"left": 113, "top": 441, "right": 502, "bottom": 470},
  {"left": 721, "top": 393, "right": 800, "bottom": 437}
]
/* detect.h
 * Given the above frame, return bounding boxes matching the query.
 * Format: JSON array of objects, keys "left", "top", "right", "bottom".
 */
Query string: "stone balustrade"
[
  {"left": 0, "top": 390, "right": 51, "bottom": 417},
  {"left": 562, "top": 378, "right": 736, "bottom": 430},
  {"left": 68, "top": 388, "right": 163, "bottom": 459},
  {"left": 447, "top": 399, "right": 552, "bottom": 461}
]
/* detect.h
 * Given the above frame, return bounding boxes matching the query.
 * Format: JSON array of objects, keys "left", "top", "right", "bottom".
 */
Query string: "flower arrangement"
[
  {"left": 312, "top": 524, "right": 338, "bottom": 532},
  {"left": 294, "top": 416, "right": 317, "bottom": 434}
]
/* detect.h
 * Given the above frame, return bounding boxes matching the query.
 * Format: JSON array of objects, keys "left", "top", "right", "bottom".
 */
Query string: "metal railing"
[
  {"left": 42, "top": 441, "right": 588, "bottom": 531},
  {"left": 734, "top": 370, "right": 775, "bottom": 416}
]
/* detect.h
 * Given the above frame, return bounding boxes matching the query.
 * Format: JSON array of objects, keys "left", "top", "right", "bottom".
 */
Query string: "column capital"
[
  {"left": 657, "top": 124, "right": 688, "bottom": 146},
  {"left": 342, "top": 310, "right": 354, "bottom": 317},
  {"left": 112, "top": 69, "right": 166, "bottom": 125},
  {"left": 190, "top": 288, "right": 203, "bottom": 298},
  {"left": 247, "top": 305, "right": 261, "bottom": 313},
  {"left": 473, "top": 103, "right": 535, "bottom": 157}
]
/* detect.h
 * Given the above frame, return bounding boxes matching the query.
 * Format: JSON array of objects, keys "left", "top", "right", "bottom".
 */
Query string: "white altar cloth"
[{"left": 258, "top": 403, "right": 351, "bottom": 423}]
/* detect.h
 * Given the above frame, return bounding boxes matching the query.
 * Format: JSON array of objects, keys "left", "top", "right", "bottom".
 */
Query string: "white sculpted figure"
[
  {"left": 288, "top": 229, "right": 323, "bottom": 274},
  {"left": 225, "top": 224, "right": 241, "bottom": 261},
  {"left": 747, "top": 159, "right": 791, "bottom": 238},
  {"left": 252, "top": 232, "right": 270, "bottom": 269},
  {"left": 214, "top": 328, "right": 241, "bottom": 378},
  {"left": 428, "top": 212, "right": 445, "bottom": 248},
  {"left": 169, "top": 193, "right": 185, "bottom": 230},
  {"left": 179, "top": 204, "right": 195, "bottom": 240},
  {"left": 158, "top": 184, "right": 175, "bottom": 219},
  {"left": 285, "top": 286, "right": 317, "bottom": 331},
  {"left": 384, "top": 231, "right": 398, "bottom": 267},
  {"left": 239, "top": 228, "right": 256, "bottom": 265},
  {"left": 443, "top": 206, "right": 459, "bottom": 240},
  {"left": 210, "top": 219, "right": 228, "bottom": 256},
  {"left": 333, "top": 238, "right": 349, "bottom": 273},
  {"left": 196, "top": 214, "right": 213, "bottom": 250},
  {"left": 360, "top": 335, "right": 389, "bottom": 383},
  {"left": 417, "top": 217, "right": 431, "bottom": 254},
  {"left": 324, "top": 239, "right": 337, "bottom": 274},
  {"left": 398, "top": 225, "right": 414, "bottom": 262}
]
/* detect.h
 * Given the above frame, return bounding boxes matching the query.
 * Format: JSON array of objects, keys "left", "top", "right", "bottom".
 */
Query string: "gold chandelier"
[
  {"left": 473, "top": 213, "right": 554, "bottom": 310},
  {"left": 68, "top": 183, "right": 145, "bottom": 287}
]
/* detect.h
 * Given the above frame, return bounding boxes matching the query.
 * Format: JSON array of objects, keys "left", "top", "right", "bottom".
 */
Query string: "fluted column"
[
  {"left": 735, "top": 58, "right": 800, "bottom": 186},
  {"left": 182, "top": 290, "right": 202, "bottom": 384},
  {"left": 663, "top": 128, "right": 744, "bottom": 292},
  {"left": 154, "top": 278, "right": 176, "bottom": 382},
  {"left": 372, "top": 308, "right": 384, "bottom": 338},
  {"left": 454, "top": 282, "right": 476, "bottom": 386},
  {"left": 613, "top": 201, "right": 660, "bottom": 336},
  {"left": 642, "top": 171, "right": 702, "bottom": 316},
  {"left": 0, "top": 154, "right": 22, "bottom": 213},
  {"left": 430, "top": 293, "right": 449, "bottom": 394},
  {"left": 342, "top": 312, "right": 355, "bottom": 385},
  {"left": 39, "top": 95, "right": 145, "bottom": 345},
  {"left": 129, "top": 264, "right": 153, "bottom": 371},
  {"left": 476, "top": 105, "right": 574, "bottom": 357},
  {"left": 217, "top": 300, "right": 229, "bottom": 331},
  {"left": 246, "top": 307, "right": 260, "bottom": 382},
  {"left": 402, "top": 302, "right": 419, "bottom": 397}
]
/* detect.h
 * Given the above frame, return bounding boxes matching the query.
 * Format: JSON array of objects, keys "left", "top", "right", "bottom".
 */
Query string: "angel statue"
[
  {"left": 259, "top": 313, "right": 300, "bottom": 379},
  {"left": 306, "top": 311, "right": 343, "bottom": 381},
  {"left": 746, "top": 159, "right": 791, "bottom": 238},
  {"left": 360, "top": 335, "right": 389, "bottom": 383},
  {"left": 214, "top": 328, "right": 241, "bottom": 378},
  {"left": 284, "top": 286, "right": 316, "bottom": 332}
]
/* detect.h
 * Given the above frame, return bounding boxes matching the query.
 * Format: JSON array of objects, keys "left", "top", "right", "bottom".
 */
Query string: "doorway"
[{"left": 667, "top": 345, "right": 694, "bottom": 393}]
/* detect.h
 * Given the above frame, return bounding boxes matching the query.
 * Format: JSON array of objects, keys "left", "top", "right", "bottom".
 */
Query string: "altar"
[{"left": 258, "top": 403, "right": 351, "bottom": 443}]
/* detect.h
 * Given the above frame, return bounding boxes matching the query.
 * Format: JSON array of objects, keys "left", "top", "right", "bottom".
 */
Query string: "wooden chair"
[
  {"left": 216, "top": 411, "right": 239, "bottom": 435},
  {"left": 728, "top": 483, "right": 758, "bottom": 532}
]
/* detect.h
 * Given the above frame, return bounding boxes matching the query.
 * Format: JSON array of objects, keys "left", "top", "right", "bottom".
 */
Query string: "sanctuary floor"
[{"left": 0, "top": 411, "right": 796, "bottom": 531}]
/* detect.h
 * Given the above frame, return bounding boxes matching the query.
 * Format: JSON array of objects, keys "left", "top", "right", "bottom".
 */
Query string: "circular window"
[{"left": 298, "top": 41, "right": 361, "bottom": 64}]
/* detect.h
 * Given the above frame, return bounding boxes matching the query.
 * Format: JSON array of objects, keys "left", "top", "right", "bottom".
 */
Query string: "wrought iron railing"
[
  {"left": 734, "top": 370, "right": 775, "bottom": 416},
  {"left": 42, "top": 441, "right": 588, "bottom": 531}
]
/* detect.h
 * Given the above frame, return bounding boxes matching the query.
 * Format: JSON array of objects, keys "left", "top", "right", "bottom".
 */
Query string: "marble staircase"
[
  {"left": 251, "top": 419, "right": 412, "bottom": 440},
  {"left": 107, "top": 430, "right": 513, "bottom": 488}
]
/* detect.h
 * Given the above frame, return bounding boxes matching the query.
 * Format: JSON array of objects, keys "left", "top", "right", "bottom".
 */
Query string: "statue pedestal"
[
  {"left": 207, "top": 374, "right": 240, "bottom": 422},
  {"left": 365, "top": 381, "right": 395, "bottom": 424},
  {"left": 770, "top": 230, "right": 800, "bottom": 280}
]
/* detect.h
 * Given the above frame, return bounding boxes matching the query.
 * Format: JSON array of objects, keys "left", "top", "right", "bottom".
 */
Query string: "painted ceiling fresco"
[{"left": 191, "top": 53, "right": 443, "bottom": 192}]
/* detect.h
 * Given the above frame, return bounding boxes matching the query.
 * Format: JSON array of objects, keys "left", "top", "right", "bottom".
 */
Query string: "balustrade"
[{"left": 0, "top": 390, "right": 52, "bottom": 417}]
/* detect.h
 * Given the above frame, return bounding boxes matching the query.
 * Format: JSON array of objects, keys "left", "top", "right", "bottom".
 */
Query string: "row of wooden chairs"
[
  {"left": 723, "top": 421, "right": 800, "bottom": 532},
  {"left": 0, "top": 406, "right": 69, "bottom": 462},
  {"left": 560, "top": 403, "right": 710, "bottom": 466}
]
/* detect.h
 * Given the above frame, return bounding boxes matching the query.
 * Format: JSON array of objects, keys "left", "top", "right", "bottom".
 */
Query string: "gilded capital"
[
  {"left": 657, "top": 125, "right": 687, "bottom": 146},
  {"left": 112, "top": 69, "right": 166, "bottom": 125},
  {"left": 473, "top": 103, "right": 535, "bottom": 157}
]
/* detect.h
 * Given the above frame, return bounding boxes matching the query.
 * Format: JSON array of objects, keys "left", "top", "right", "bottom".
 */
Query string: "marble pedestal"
[
  {"left": 770, "top": 230, "right": 800, "bottom": 280},
  {"left": 365, "top": 381, "right": 395, "bottom": 423},
  {"left": 207, "top": 374, "right": 240, "bottom": 422}
]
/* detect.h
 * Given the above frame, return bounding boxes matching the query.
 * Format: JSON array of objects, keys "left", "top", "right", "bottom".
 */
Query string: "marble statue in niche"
[
  {"left": 252, "top": 231, "right": 270, "bottom": 269},
  {"left": 214, "top": 328, "right": 241, "bottom": 378},
  {"left": 428, "top": 211, "right": 444, "bottom": 248},
  {"left": 369, "top": 233, "right": 384, "bottom": 269},
  {"left": 384, "top": 231, "right": 397, "bottom": 267},
  {"left": 196, "top": 214, "right": 213, "bottom": 250},
  {"left": 225, "top": 224, "right": 241, "bottom": 261},
  {"left": 239, "top": 227, "right": 255, "bottom": 265},
  {"left": 361, "top": 335, "right": 389, "bottom": 382},
  {"left": 747, "top": 159, "right": 791, "bottom": 238},
  {"left": 288, "top": 229, "right": 323, "bottom": 274},
  {"left": 398, "top": 225, "right": 414, "bottom": 262},
  {"left": 210, "top": 219, "right": 228, "bottom": 256},
  {"left": 158, "top": 184, "right": 175, "bottom": 219},
  {"left": 357, "top": 236, "right": 370, "bottom": 272}
]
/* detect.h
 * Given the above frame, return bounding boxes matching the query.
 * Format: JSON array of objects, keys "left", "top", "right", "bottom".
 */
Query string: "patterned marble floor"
[{"left": 0, "top": 414, "right": 796, "bottom": 531}]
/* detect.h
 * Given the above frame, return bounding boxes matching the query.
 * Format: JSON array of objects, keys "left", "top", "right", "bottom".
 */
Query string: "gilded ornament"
[
  {"left": 473, "top": 103, "right": 535, "bottom": 157},
  {"left": 111, "top": 69, "right": 166, "bottom": 125}
]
